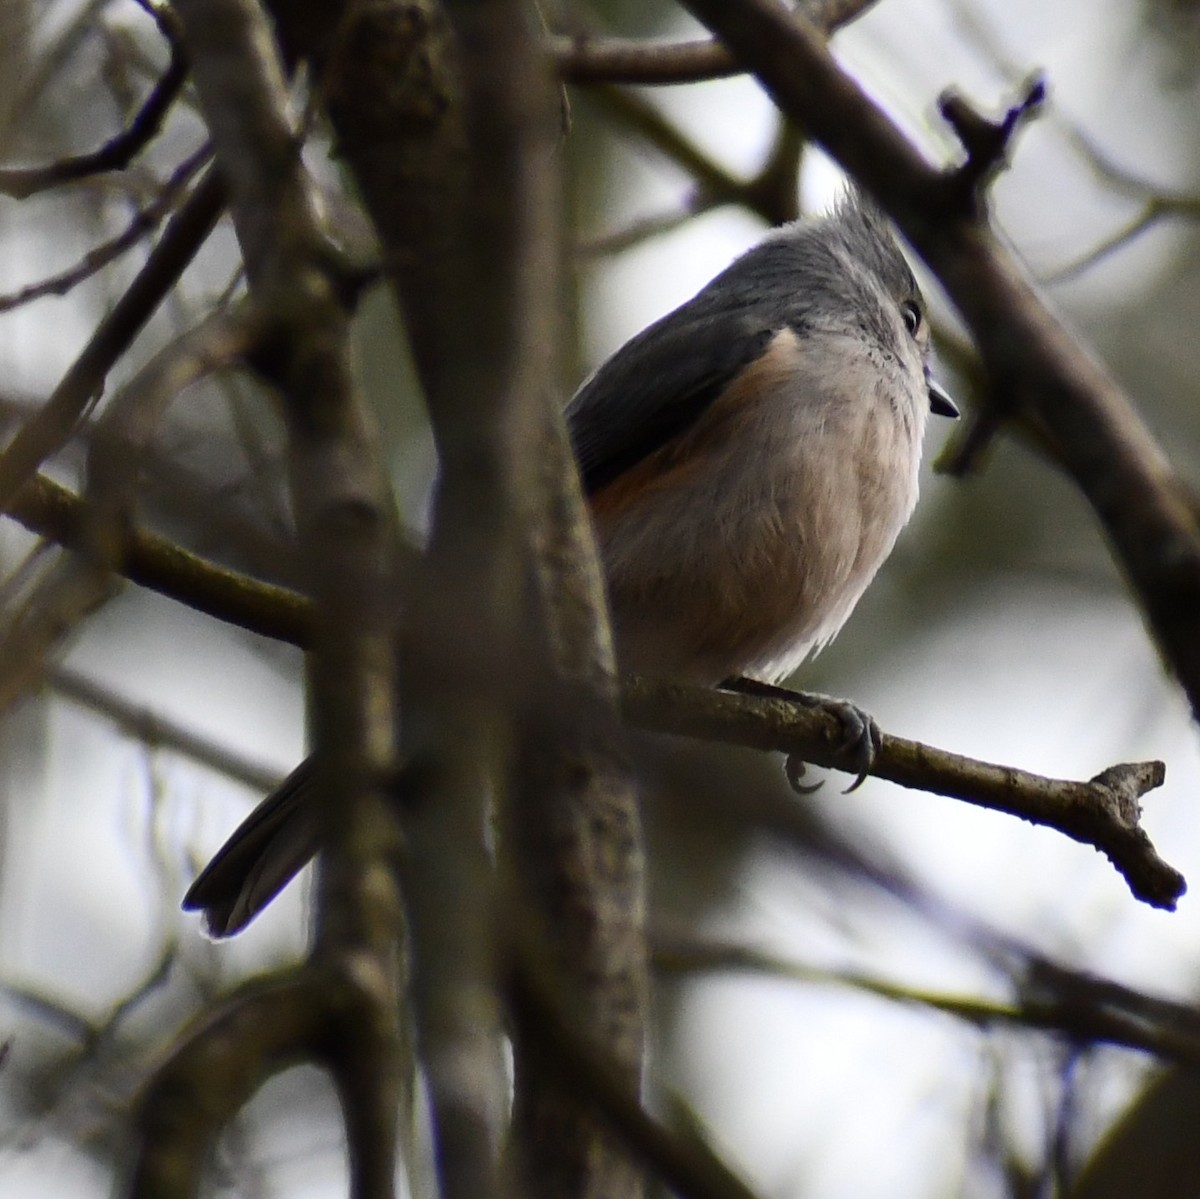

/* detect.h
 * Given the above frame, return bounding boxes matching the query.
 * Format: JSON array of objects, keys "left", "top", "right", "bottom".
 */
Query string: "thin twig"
[
  {"left": 48, "top": 665, "right": 283, "bottom": 793},
  {"left": 576, "top": 97, "right": 802, "bottom": 252},
  {"left": 1042, "top": 202, "right": 1163, "bottom": 284},
  {"left": 0, "top": 0, "right": 188, "bottom": 198},
  {"left": 0, "top": 144, "right": 211, "bottom": 313},
  {"left": 575, "top": 198, "right": 717, "bottom": 258},
  {"left": 0, "top": 167, "right": 227, "bottom": 516},
  {"left": 651, "top": 933, "right": 1200, "bottom": 1067},
  {"left": 1037, "top": 131, "right": 1200, "bottom": 282}
]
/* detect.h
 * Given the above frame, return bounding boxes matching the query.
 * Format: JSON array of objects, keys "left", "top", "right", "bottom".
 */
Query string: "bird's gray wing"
[{"left": 566, "top": 306, "right": 778, "bottom": 496}]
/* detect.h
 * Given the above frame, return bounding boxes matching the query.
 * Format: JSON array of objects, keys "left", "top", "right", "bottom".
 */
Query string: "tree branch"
[
  {"left": 551, "top": 0, "right": 881, "bottom": 85},
  {"left": 624, "top": 677, "right": 1181, "bottom": 909},
  {"left": 48, "top": 664, "right": 283, "bottom": 794},
  {"left": 509, "top": 956, "right": 764, "bottom": 1199},
  {"left": 0, "top": 144, "right": 211, "bottom": 314},
  {"left": 651, "top": 933, "right": 1200, "bottom": 1068},
  {"left": 159, "top": 1, "right": 408, "bottom": 1195},
  {"left": 938, "top": 73, "right": 1046, "bottom": 203},
  {"left": 582, "top": 85, "right": 799, "bottom": 227},
  {"left": 129, "top": 972, "right": 329, "bottom": 1195},
  {"left": 7, "top": 472, "right": 313, "bottom": 648}
]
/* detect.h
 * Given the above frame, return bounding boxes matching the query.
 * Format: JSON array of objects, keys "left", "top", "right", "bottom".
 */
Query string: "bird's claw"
[
  {"left": 785, "top": 753, "right": 823, "bottom": 794},
  {"left": 824, "top": 695, "right": 881, "bottom": 791},
  {"left": 717, "top": 677, "right": 880, "bottom": 795},
  {"left": 786, "top": 692, "right": 881, "bottom": 795}
]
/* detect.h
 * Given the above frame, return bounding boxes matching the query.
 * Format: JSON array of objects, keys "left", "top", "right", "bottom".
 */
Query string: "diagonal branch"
[
  {"left": 0, "top": 144, "right": 212, "bottom": 313},
  {"left": 0, "top": 0, "right": 188, "bottom": 198},
  {"left": 8, "top": 472, "right": 313, "bottom": 647},
  {"left": 551, "top": 0, "right": 881, "bottom": 85},
  {"left": 652, "top": 933, "right": 1200, "bottom": 1068},
  {"left": 49, "top": 664, "right": 282, "bottom": 793},
  {"left": 0, "top": 167, "right": 227, "bottom": 516}
]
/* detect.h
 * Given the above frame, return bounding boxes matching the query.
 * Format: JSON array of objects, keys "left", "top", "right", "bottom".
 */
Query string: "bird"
[{"left": 184, "top": 188, "right": 957, "bottom": 936}]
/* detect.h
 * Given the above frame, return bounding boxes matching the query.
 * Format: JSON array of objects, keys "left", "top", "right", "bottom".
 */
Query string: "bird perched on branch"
[{"left": 184, "top": 189, "right": 957, "bottom": 936}]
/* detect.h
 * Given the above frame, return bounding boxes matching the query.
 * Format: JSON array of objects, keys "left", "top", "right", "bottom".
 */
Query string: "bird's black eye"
[{"left": 900, "top": 300, "right": 922, "bottom": 336}]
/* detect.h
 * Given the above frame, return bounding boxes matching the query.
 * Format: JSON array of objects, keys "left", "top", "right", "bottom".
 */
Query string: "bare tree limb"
[
  {"left": 5, "top": 460, "right": 1178, "bottom": 910},
  {"left": 625, "top": 677, "right": 1181, "bottom": 909},
  {"left": 509, "top": 956, "right": 764, "bottom": 1199},
  {"left": 938, "top": 74, "right": 1046, "bottom": 201},
  {"left": 513, "top": 423, "right": 647, "bottom": 1198},
  {"left": 158, "top": 1, "right": 408, "bottom": 1196},
  {"left": 129, "top": 972, "right": 329, "bottom": 1195},
  {"left": 553, "top": 32, "right": 743, "bottom": 87},
  {"left": 264, "top": 2, "right": 649, "bottom": 1193},
  {"left": 676, "top": 0, "right": 1200, "bottom": 733},
  {"left": 584, "top": 84, "right": 752, "bottom": 208},
  {"left": 551, "top": 0, "right": 881, "bottom": 85},
  {"left": 942, "top": 0, "right": 1200, "bottom": 282},
  {"left": 266, "top": 3, "right": 523, "bottom": 1195},
  {"left": 576, "top": 201, "right": 717, "bottom": 258},
  {"left": 7, "top": 472, "right": 314, "bottom": 647},
  {"left": 1040, "top": 129, "right": 1200, "bottom": 282},
  {"left": 651, "top": 933, "right": 1200, "bottom": 1068},
  {"left": 573, "top": 112, "right": 806, "bottom": 255},
  {"left": 582, "top": 85, "right": 800, "bottom": 227},
  {"left": 7, "top": 453, "right": 1180, "bottom": 913},
  {"left": 1042, "top": 202, "right": 1165, "bottom": 284}
]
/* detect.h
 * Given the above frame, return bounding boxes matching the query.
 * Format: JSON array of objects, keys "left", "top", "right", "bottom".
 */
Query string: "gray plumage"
[
  {"left": 184, "top": 190, "right": 954, "bottom": 936},
  {"left": 573, "top": 189, "right": 948, "bottom": 683}
]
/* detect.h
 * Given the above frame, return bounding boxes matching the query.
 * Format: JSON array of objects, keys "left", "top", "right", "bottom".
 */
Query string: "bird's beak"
[{"left": 928, "top": 377, "right": 959, "bottom": 419}]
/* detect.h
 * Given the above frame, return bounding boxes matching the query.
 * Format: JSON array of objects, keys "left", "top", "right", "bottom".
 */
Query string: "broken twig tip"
[
  {"left": 939, "top": 71, "right": 1050, "bottom": 200},
  {"left": 1090, "top": 759, "right": 1166, "bottom": 804}
]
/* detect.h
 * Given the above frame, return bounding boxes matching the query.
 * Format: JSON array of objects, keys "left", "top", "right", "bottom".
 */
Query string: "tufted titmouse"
[{"left": 184, "top": 189, "right": 957, "bottom": 936}]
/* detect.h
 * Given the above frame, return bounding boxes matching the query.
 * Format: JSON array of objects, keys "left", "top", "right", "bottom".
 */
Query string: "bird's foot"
[{"left": 719, "top": 677, "right": 881, "bottom": 794}]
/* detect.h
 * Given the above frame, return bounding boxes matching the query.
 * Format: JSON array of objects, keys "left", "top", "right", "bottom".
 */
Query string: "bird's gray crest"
[{"left": 829, "top": 186, "right": 920, "bottom": 305}]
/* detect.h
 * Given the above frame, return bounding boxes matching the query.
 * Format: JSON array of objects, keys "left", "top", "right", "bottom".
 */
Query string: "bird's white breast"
[{"left": 594, "top": 326, "right": 929, "bottom": 685}]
